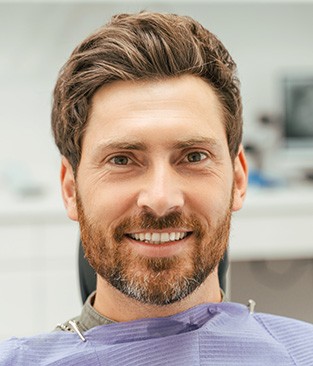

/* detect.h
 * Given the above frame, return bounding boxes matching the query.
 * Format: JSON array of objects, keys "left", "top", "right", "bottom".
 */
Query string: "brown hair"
[{"left": 52, "top": 12, "right": 242, "bottom": 172}]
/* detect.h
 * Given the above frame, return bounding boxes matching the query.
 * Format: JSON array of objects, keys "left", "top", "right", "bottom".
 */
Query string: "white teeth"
[
  {"left": 160, "top": 233, "right": 169, "bottom": 242},
  {"left": 145, "top": 233, "right": 151, "bottom": 241},
  {"left": 151, "top": 233, "right": 160, "bottom": 242},
  {"left": 169, "top": 232, "right": 176, "bottom": 241},
  {"left": 129, "top": 232, "right": 188, "bottom": 244}
]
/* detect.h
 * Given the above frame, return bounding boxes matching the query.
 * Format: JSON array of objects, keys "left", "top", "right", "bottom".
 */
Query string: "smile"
[{"left": 127, "top": 232, "right": 190, "bottom": 245}]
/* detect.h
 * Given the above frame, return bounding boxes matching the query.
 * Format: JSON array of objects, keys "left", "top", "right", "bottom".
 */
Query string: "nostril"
[{"left": 137, "top": 193, "right": 185, "bottom": 218}]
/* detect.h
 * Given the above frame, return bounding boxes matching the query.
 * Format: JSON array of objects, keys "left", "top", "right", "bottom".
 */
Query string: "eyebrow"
[
  {"left": 92, "top": 140, "right": 147, "bottom": 158},
  {"left": 92, "top": 136, "right": 221, "bottom": 158},
  {"left": 172, "top": 137, "right": 221, "bottom": 150}
]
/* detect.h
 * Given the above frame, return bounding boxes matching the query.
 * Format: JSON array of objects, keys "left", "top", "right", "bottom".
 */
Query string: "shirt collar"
[{"left": 76, "top": 289, "right": 226, "bottom": 332}]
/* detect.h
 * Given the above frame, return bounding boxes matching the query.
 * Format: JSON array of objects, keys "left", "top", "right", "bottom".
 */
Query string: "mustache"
[{"left": 113, "top": 211, "right": 204, "bottom": 242}]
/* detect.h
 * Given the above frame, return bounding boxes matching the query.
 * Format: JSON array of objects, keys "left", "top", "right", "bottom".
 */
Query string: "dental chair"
[{"left": 78, "top": 240, "right": 229, "bottom": 303}]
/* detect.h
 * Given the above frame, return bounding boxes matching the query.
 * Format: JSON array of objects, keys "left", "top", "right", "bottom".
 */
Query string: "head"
[{"left": 54, "top": 12, "right": 248, "bottom": 306}]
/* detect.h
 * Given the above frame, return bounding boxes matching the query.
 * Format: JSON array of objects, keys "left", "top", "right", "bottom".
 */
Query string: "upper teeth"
[{"left": 129, "top": 232, "right": 188, "bottom": 244}]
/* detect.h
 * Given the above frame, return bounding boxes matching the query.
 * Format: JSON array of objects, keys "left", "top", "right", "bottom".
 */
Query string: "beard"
[{"left": 77, "top": 192, "right": 232, "bottom": 306}]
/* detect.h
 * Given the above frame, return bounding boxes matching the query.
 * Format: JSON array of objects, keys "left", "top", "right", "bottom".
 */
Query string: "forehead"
[{"left": 84, "top": 75, "right": 227, "bottom": 152}]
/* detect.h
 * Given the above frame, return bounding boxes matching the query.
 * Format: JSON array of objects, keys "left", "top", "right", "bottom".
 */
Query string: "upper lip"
[{"left": 126, "top": 229, "right": 190, "bottom": 234}]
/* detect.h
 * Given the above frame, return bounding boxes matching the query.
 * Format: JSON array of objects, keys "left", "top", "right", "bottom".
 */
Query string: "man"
[{"left": 1, "top": 12, "right": 313, "bottom": 365}]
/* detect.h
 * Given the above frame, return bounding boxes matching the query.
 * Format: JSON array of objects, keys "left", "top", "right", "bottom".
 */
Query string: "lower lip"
[{"left": 125, "top": 235, "right": 191, "bottom": 258}]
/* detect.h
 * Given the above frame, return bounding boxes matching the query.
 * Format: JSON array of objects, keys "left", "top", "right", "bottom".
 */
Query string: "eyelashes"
[
  {"left": 109, "top": 155, "right": 131, "bottom": 166},
  {"left": 105, "top": 150, "right": 213, "bottom": 171},
  {"left": 184, "top": 151, "right": 209, "bottom": 163},
  {"left": 107, "top": 150, "right": 211, "bottom": 167}
]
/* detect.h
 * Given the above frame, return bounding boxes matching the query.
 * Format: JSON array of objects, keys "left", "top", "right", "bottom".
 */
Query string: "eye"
[
  {"left": 185, "top": 151, "right": 208, "bottom": 163},
  {"left": 109, "top": 155, "right": 130, "bottom": 165}
]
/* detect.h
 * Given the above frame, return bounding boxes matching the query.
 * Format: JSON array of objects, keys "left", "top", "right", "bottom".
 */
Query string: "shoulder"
[
  {"left": 253, "top": 312, "right": 313, "bottom": 363},
  {"left": 0, "top": 331, "right": 96, "bottom": 366},
  {"left": 0, "top": 337, "right": 20, "bottom": 365}
]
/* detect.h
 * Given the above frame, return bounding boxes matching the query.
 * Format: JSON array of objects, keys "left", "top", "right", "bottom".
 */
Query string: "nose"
[{"left": 136, "top": 163, "right": 185, "bottom": 217}]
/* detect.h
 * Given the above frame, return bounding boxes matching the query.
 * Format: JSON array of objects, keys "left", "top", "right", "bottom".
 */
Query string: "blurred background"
[{"left": 0, "top": 0, "right": 312, "bottom": 340}]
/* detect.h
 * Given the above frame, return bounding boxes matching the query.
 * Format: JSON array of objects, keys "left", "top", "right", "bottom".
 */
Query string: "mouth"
[{"left": 126, "top": 231, "right": 192, "bottom": 245}]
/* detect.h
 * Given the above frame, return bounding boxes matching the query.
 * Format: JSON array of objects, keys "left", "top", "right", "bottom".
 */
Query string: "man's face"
[{"left": 62, "top": 75, "right": 247, "bottom": 305}]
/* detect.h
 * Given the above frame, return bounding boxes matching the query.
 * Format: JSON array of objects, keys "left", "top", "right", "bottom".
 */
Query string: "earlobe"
[
  {"left": 232, "top": 145, "right": 248, "bottom": 212},
  {"left": 60, "top": 157, "right": 78, "bottom": 221}
]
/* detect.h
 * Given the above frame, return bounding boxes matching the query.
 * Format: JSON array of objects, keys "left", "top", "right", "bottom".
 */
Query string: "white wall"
[{"left": 1, "top": 2, "right": 313, "bottom": 196}]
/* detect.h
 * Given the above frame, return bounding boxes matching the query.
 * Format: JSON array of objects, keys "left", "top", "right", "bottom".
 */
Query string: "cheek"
[
  {"left": 81, "top": 183, "right": 137, "bottom": 223},
  {"left": 189, "top": 180, "right": 233, "bottom": 221}
]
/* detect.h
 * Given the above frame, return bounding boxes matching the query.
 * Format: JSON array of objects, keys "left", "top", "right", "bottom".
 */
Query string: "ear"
[
  {"left": 232, "top": 145, "right": 248, "bottom": 212},
  {"left": 60, "top": 157, "right": 78, "bottom": 221}
]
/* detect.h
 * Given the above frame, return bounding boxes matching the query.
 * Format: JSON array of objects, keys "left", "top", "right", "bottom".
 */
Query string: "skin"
[{"left": 61, "top": 75, "right": 248, "bottom": 322}]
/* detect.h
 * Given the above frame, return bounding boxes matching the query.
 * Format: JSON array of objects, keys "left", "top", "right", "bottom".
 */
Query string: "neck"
[{"left": 93, "top": 268, "right": 222, "bottom": 322}]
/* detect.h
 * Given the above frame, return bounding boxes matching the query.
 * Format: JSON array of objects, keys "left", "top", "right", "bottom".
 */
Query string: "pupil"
[
  {"left": 115, "top": 156, "right": 128, "bottom": 165},
  {"left": 189, "top": 152, "right": 201, "bottom": 162}
]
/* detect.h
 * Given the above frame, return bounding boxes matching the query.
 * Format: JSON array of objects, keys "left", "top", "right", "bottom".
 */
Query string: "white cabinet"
[
  {"left": 0, "top": 207, "right": 82, "bottom": 341},
  {"left": 230, "top": 186, "right": 313, "bottom": 261}
]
